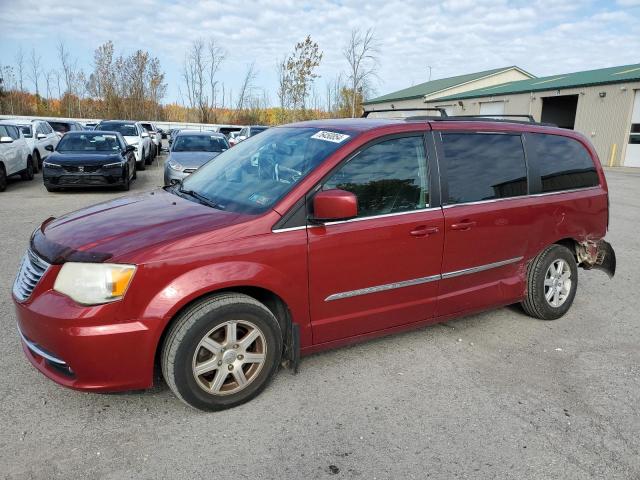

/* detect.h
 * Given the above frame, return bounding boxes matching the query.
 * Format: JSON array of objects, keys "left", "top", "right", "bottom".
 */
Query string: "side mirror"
[
  {"left": 0, "top": 136, "right": 13, "bottom": 144},
  {"left": 125, "top": 145, "right": 136, "bottom": 153},
  {"left": 312, "top": 189, "right": 358, "bottom": 222},
  {"left": 44, "top": 145, "right": 54, "bottom": 152},
  {"left": 37, "top": 133, "right": 47, "bottom": 140},
  {"left": 141, "top": 132, "right": 149, "bottom": 138}
]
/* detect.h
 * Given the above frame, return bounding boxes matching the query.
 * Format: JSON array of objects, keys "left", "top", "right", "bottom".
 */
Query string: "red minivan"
[{"left": 12, "top": 115, "right": 616, "bottom": 410}]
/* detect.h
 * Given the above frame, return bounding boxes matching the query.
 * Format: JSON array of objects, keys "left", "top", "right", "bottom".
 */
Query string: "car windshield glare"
[
  {"left": 97, "top": 123, "right": 137, "bottom": 137},
  {"left": 173, "top": 135, "right": 227, "bottom": 152},
  {"left": 57, "top": 134, "right": 121, "bottom": 153},
  {"left": 180, "top": 127, "right": 355, "bottom": 214}
]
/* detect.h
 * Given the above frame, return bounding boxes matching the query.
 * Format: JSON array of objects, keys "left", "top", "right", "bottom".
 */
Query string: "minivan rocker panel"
[{"left": 13, "top": 118, "right": 616, "bottom": 410}]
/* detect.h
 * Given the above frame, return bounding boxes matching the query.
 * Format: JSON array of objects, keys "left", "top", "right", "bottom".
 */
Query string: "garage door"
[
  {"left": 479, "top": 101, "right": 505, "bottom": 117},
  {"left": 623, "top": 90, "right": 640, "bottom": 167}
]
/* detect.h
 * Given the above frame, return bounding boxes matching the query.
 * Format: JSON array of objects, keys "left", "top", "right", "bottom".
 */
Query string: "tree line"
[{"left": 0, "top": 29, "right": 378, "bottom": 125}]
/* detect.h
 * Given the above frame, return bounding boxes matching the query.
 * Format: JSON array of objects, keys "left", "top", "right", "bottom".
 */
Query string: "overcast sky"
[{"left": 1, "top": 0, "right": 639, "bottom": 106}]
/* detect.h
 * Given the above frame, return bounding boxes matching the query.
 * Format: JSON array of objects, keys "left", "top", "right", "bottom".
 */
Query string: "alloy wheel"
[
  {"left": 192, "top": 320, "right": 267, "bottom": 396},
  {"left": 544, "top": 259, "right": 572, "bottom": 307}
]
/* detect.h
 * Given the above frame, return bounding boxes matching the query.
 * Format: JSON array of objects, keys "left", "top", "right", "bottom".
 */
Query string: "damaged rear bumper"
[{"left": 576, "top": 239, "right": 616, "bottom": 278}]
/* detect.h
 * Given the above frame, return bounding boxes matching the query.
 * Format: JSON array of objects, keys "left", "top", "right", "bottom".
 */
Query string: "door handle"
[
  {"left": 410, "top": 226, "right": 440, "bottom": 237},
  {"left": 450, "top": 221, "right": 477, "bottom": 231}
]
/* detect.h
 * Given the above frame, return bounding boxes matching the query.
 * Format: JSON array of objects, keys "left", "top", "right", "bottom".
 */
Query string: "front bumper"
[
  {"left": 44, "top": 164, "right": 126, "bottom": 188},
  {"left": 14, "top": 284, "right": 155, "bottom": 392}
]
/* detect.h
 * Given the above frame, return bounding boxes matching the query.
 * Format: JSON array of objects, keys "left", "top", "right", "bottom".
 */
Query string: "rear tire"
[
  {"left": 521, "top": 244, "right": 578, "bottom": 320},
  {"left": 137, "top": 155, "right": 146, "bottom": 171},
  {"left": 161, "top": 293, "right": 283, "bottom": 411},
  {"left": 20, "top": 157, "right": 34, "bottom": 181}
]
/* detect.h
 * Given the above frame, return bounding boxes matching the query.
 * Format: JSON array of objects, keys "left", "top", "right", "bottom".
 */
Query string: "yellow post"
[{"left": 608, "top": 143, "right": 618, "bottom": 167}]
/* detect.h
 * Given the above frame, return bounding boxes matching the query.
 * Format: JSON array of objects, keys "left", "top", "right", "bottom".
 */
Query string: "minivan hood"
[
  {"left": 169, "top": 151, "right": 222, "bottom": 168},
  {"left": 32, "top": 189, "right": 247, "bottom": 263}
]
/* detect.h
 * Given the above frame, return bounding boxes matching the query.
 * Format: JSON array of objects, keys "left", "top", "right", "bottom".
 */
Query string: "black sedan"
[{"left": 42, "top": 131, "right": 137, "bottom": 192}]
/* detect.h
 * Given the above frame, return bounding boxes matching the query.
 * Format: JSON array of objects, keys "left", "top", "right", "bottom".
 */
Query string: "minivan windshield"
[
  {"left": 177, "top": 127, "right": 355, "bottom": 214},
  {"left": 173, "top": 134, "right": 227, "bottom": 152}
]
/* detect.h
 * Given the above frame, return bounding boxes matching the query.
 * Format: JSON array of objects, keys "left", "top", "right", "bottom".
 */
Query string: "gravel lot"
[{"left": 0, "top": 152, "right": 638, "bottom": 479}]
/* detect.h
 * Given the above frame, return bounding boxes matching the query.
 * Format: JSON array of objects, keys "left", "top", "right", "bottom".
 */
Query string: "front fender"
[{"left": 140, "top": 260, "right": 310, "bottom": 347}]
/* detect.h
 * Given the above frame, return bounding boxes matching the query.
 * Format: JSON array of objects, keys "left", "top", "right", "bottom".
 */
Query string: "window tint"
[
  {"left": 0, "top": 126, "right": 9, "bottom": 138},
  {"left": 528, "top": 133, "right": 599, "bottom": 192},
  {"left": 442, "top": 133, "right": 527, "bottom": 204},
  {"left": 323, "top": 136, "right": 428, "bottom": 218}
]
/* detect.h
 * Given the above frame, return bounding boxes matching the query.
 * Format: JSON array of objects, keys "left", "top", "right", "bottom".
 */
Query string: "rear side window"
[
  {"left": 7, "top": 126, "right": 20, "bottom": 139},
  {"left": 323, "top": 135, "right": 428, "bottom": 217},
  {"left": 441, "top": 133, "right": 527, "bottom": 204},
  {"left": 527, "top": 134, "right": 599, "bottom": 192}
]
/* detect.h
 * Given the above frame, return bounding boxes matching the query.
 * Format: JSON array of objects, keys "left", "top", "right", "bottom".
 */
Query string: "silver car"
[{"left": 164, "top": 131, "right": 229, "bottom": 185}]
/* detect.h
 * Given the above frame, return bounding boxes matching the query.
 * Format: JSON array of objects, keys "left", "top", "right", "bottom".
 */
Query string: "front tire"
[
  {"left": 20, "top": 156, "right": 34, "bottom": 181},
  {"left": 0, "top": 165, "right": 7, "bottom": 191},
  {"left": 521, "top": 244, "right": 578, "bottom": 320},
  {"left": 120, "top": 168, "right": 130, "bottom": 191},
  {"left": 161, "top": 293, "right": 283, "bottom": 411}
]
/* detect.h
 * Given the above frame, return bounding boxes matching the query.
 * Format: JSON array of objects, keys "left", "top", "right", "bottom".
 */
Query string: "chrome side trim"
[
  {"left": 322, "top": 206, "right": 439, "bottom": 226},
  {"left": 325, "top": 256, "right": 523, "bottom": 301},
  {"left": 17, "top": 327, "right": 67, "bottom": 365},
  {"left": 325, "top": 274, "right": 440, "bottom": 302},
  {"left": 441, "top": 256, "right": 523, "bottom": 279},
  {"left": 441, "top": 186, "right": 600, "bottom": 209},
  {"left": 272, "top": 225, "right": 308, "bottom": 234}
]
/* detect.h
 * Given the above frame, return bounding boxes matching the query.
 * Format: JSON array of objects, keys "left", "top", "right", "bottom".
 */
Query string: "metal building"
[
  {"left": 363, "top": 66, "right": 534, "bottom": 112},
  {"left": 425, "top": 64, "right": 640, "bottom": 167}
]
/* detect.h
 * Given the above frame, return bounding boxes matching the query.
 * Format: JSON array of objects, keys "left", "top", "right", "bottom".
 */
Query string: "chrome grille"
[{"left": 13, "top": 250, "right": 50, "bottom": 302}]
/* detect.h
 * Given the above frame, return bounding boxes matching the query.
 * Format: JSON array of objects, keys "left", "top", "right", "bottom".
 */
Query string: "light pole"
[{"left": 427, "top": 65, "right": 432, "bottom": 82}]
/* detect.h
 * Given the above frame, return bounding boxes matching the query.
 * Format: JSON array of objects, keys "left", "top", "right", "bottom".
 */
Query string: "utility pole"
[{"left": 427, "top": 65, "right": 432, "bottom": 82}]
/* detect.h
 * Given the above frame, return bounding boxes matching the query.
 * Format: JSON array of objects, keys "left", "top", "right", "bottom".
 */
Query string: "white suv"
[
  {"left": 0, "top": 121, "right": 34, "bottom": 191},
  {"left": 95, "top": 120, "right": 152, "bottom": 170},
  {"left": 140, "top": 122, "right": 162, "bottom": 159},
  {"left": 6, "top": 120, "right": 59, "bottom": 172}
]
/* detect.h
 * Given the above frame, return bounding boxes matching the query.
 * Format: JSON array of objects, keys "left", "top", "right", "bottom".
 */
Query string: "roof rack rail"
[
  {"left": 362, "top": 108, "right": 448, "bottom": 118},
  {"left": 448, "top": 114, "right": 536, "bottom": 122},
  {"left": 401, "top": 114, "right": 557, "bottom": 127}
]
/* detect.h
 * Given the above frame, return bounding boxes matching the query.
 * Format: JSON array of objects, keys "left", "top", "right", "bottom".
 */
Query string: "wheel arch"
[{"left": 153, "top": 285, "right": 295, "bottom": 373}]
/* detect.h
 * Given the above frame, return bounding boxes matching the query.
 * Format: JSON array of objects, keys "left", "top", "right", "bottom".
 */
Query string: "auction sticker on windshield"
[{"left": 311, "top": 131, "right": 350, "bottom": 143}]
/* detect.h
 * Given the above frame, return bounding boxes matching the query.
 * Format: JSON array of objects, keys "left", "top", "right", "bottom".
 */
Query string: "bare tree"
[
  {"left": 343, "top": 28, "right": 378, "bottom": 117},
  {"left": 45, "top": 70, "right": 56, "bottom": 104},
  {"left": 28, "top": 48, "right": 42, "bottom": 97},
  {"left": 235, "top": 62, "right": 257, "bottom": 112},
  {"left": 207, "top": 39, "right": 225, "bottom": 111},
  {"left": 57, "top": 41, "right": 77, "bottom": 116}
]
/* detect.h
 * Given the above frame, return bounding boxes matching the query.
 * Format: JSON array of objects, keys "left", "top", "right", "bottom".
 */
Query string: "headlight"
[
  {"left": 103, "top": 162, "right": 125, "bottom": 168},
  {"left": 54, "top": 263, "right": 136, "bottom": 305},
  {"left": 168, "top": 160, "right": 184, "bottom": 172},
  {"left": 43, "top": 161, "right": 62, "bottom": 168}
]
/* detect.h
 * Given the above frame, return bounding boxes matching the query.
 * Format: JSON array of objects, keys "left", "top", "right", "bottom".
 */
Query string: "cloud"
[{"left": 0, "top": 0, "right": 639, "bottom": 106}]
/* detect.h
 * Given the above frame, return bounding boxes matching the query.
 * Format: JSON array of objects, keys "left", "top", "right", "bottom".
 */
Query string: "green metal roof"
[
  {"left": 433, "top": 63, "right": 640, "bottom": 102},
  {"left": 364, "top": 66, "right": 529, "bottom": 105}
]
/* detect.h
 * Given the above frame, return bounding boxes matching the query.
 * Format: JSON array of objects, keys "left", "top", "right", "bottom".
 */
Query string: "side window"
[
  {"left": 323, "top": 136, "right": 428, "bottom": 218},
  {"left": 528, "top": 133, "right": 599, "bottom": 192},
  {"left": 441, "top": 133, "right": 527, "bottom": 204},
  {"left": 7, "top": 126, "right": 20, "bottom": 140},
  {"left": 0, "top": 126, "right": 9, "bottom": 138},
  {"left": 44, "top": 123, "right": 53, "bottom": 134}
]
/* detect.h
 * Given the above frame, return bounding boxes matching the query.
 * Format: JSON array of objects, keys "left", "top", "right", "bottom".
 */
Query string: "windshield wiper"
[{"left": 176, "top": 182, "right": 222, "bottom": 209}]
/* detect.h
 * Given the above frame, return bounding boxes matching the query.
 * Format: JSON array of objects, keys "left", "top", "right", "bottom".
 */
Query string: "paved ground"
[{"left": 0, "top": 155, "right": 638, "bottom": 479}]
